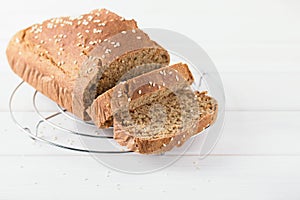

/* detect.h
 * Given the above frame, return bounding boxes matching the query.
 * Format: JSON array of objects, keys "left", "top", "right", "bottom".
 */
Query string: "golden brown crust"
[
  {"left": 6, "top": 9, "right": 137, "bottom": 113},
  {"left": 6, "top": 30, "right": 74, "bottom": 110},
  {"left": 87, "top": 63, "right": 194, "bottom": 128},
  {"left": 113, "top": 92, "right": 218, "bottom": 154},
  {"left": 6, "top": 9, "right": 169, "bottom": 120}
]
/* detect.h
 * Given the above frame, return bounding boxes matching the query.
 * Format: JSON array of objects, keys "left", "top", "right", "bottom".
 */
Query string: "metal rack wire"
[
  {"left": 9, "top": 81, "right": 132, "bottom": 154},
  {"left": 9, "top": 71, "right": 207, "bottom": 154}
]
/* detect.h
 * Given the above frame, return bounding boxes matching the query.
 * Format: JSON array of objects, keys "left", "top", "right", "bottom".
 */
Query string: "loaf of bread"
[
  {"left": 6, "top": 9, "right": 170, "bottom": 120},
  {"left": 87, "top": 63, "right": 194, "bottom": 128},
  {"left": 7, "top": 8, "right": 218, "bottom": 154},
  {"left": 113, "top": 90, "right": 218, "bottom": 154}
]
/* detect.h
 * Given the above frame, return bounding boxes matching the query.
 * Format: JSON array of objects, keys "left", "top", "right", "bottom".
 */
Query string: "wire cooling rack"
[
  {"left": 9, "top": 81, "right": 133, "bottom": 153},
  {"left": 9, "top": 71, "right": 206, "bottom": 155}
]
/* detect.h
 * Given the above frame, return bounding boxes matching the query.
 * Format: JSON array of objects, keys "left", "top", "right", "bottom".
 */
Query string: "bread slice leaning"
[
  {"left": 6, "top": 8, "right": 170, "bottom": 120},
  {"left": 87, "top": 63, "right": 194, "bottom": 128},
  {"left": 113, "top": 90, "right": 218, "bottom": 154}
]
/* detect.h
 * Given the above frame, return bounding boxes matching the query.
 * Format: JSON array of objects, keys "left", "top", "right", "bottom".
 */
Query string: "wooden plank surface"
[
  {"left": 1, "top": 110, "right": 300, "bottom": 156},
  {"left": 0, "top": 156, "right": 299, "bottom": 200}
]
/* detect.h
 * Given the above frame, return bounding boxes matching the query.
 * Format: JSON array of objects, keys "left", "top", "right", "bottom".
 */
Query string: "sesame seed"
[
  {"left": 132, "top": 30, "right": 136, "bottom": 33},
  {"left": 183, "top": 135, "right": 186, "bottom": 138},
  {"left": 153, "top": 83, "right": 156, "bottom": 87},
  {"left": 59, "top": 47, "right": 64, "bottom": 51},
  {"left": 76, "top": 43, "right": 82, "bottom": 47},
  {"left": 111, "top": 41, "right": 115, "bottom": 45},
  {"left": 83, "top": 20, "right": 89, "bottom": 25},
  {"left": 93, "top": 28, "right": 102, "bottom": 33},
  {"left": 87, "top": 15, "right": 93, "bottom": 21},
  {"left": 98, "top": 22, "right": 106, "bottom": 26},
  {"left": 128, "top": 98, "right": 131, "bottom": 102},
  {"left": 178, "top": 141, "right": 181, "bottom": 145},
  {"left": 175, "top": 75, "right": 179, "bottom": 81},
  {"left": 45, "top": 51, "right": 49, "bottom": 54},
  {"left": 47, "top": 23, "right": 53, "bottom": 29},
  {"left": 98, "top": 39, "right": 102, "bottom": 43},
  {"left": 87, "top": 68, "right": 93, "bottom": 73},
  {"left": 77, "top": 33, "right": 82, "bottom": 36},
  {"left": 80, "top": 52, "right": 84, "bottom": 56},
  {"left": 149, "top": 81, "right": 153, "bottom": 86},
  {"left": 15, "top": 38, "right": 20, "bottom": 43},
  {"left": 74, "top": 60, "right": 78, "bottom": 64},
  {"left": 58, "top": 52, "right": 62, "bottom": 55},
  {"left": 117, "top": 93, "right": 122, "bottom": 98},
  {"left": 121, "top": 31, "right": 127, "bottom": 34},
  {"left": 34, "top": 35, "right": 39, "bottom": 39},
  {"left": 54, "top": 39, "right": 61, "bottom": 43},
  {"left": 136, "top": 36, "right": 142, "bottom": 40},
  {"left": 18, "top": 51, "right": 22, "bottom": 55},
  {"left": 105, "top": 49, "right": 111, "bottom": 54},
  {"left": 93, "top": 19, "right": 101, "bottom": 23},
  {"left": 102, "top": 55, "right": 105, "bottom": 59},
  {"left": 114, "top": 42, "right": 121, "bottom": 48},
  {"left": 105, "top": 10, "right": 109, "bottom": 14},
  {"left": 61, "top": 61, "right": 65, "bottom": 65},
  {"left": 171, "top": 137, "right": 174, "bottom": 141},
  {"left": 163, "top": 144, "right": 167, "bottom": 147},
  {"left": 138, "top": 90, "right": 142, "bottom": 94},
  {"left": 169, "top": 71, "right": 173, "bottom": 75},
  {"left": 159, "top": 71, "right": 163, "bottom": 75},
  {"left": 162, "top": 82, "right": 166, "bottom": 87},
  {"left": 89, "top": 41, "right": 97, "bottom": 45},
  {"left": 85, "top": 30, "right": 90, "bottom": 33},
  {"left": 158, "top": 85, "right": 161, "bottom": 89},
  {"left": 104, "top": 39, "right": 108, "bottom": 42},
  {"left": 64, "top": 21, "right": 73, "bottom": 25}
]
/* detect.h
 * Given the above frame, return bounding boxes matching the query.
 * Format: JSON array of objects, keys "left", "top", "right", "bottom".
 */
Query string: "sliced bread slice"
[
  {"left": 113, "top": 91, "right": 218, "bottom": 154},
  {"left": 87, "top": 63, "right": 194, "bottom": 128}
]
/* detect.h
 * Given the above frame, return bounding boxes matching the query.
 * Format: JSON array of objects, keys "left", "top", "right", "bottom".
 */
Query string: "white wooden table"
[{"left": 1, "top": 0, "right": 300, "bottom": 199}]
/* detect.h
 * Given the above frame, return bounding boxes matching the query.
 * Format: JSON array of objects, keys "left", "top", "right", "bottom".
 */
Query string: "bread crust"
[
  {"left": 87, "top": 63, "right": 194, "bottom": 128},
  {"left": 6, "top": 9, "right": 169, "bottom": 120},
  {"left": 6, "top": 9, "right": 137, "bottom": 112}
]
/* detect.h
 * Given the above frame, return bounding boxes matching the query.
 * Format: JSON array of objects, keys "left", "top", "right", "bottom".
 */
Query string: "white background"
[{"left": 1, "top": 0, "right": 300, "bottom": 199}]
